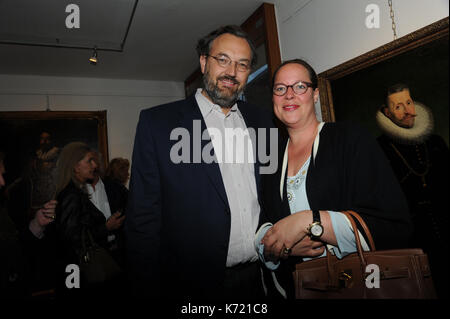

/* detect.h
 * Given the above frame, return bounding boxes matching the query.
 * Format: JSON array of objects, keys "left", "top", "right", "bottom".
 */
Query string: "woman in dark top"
[
  {"left": 256, "top": 59, "right": 412, "bottom": 298},
  {"left": 54, "top": 142, "right": 123, "bottom": 297}
]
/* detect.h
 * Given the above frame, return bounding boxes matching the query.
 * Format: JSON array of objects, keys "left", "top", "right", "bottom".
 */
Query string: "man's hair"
[
  {"left": 0, "top": 151, "right": 4, "bottom": 162},
  {"left": 272, "top": 58, "right": 318, "bottom": 90},
  {"left": 196, "top": 25, "right": 257, "bottom": 69},
  {"left": 105, "top": 157, "right": 130, "bottom": 184},
  {"left": 384, "top": 83, "right": 411, "bottom": 110}
]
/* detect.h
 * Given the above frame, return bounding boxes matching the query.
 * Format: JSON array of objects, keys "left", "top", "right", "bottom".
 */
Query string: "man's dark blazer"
[
  {"left": 103, "top": 177, "right": 128, "bottom": 216},
  {"left": 125, "top": 94, "right": 275, "bottom": 299},
  {"left": 103, "top": 177, "right": 128, "bottom": 265}
]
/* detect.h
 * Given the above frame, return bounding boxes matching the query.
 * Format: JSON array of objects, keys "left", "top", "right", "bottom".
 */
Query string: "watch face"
[{"left": 311, "top": 223, "right": 323, "bottom": 237}]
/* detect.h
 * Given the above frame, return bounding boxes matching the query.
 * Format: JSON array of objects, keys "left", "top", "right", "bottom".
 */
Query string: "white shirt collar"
[
  {"left": 195, "top": 88, "right": 242, "bottom": 119},
  {"left": 87, "top": 177, "right": 104, "bottom": 195}
]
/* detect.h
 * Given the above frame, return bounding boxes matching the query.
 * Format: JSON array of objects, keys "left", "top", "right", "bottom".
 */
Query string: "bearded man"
[
  {"left": 376, "top": 83, "right": 449, "bottom": 298},
  {"left": 125, "top": 25, "right": 276, "bottom": 299}
]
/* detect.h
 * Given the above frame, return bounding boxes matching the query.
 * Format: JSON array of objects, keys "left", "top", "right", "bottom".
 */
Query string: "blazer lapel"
[
  {"left": 178, "top": 96, "right": 230, "bottom": 208},
  {"left": 237, "top": 102, "right": 262, "bottom": 198}
]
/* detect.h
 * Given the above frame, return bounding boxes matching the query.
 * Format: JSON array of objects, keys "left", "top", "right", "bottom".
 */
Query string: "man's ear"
[
  {"left": 200, "top": 55, "right": 207, "bottom": 74},
  {"left": 382, "top": 106, "right": 390, "bottom": 118}
]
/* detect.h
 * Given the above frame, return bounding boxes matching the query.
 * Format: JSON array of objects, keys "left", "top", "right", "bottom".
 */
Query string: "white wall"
[
  {"left": 274, "top": 0, "right": 449, "bottom": 118},
  {"left": 0, "top": 74, "right": 185, "bottom": 162},
  {"left": 2, "top": 1, "right": 447, "bottom": 159}
]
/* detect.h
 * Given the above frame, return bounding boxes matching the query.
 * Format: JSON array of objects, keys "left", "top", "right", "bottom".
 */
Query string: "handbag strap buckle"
[{"left": 338, "top": 270, "right": 354, "bottom": 288}]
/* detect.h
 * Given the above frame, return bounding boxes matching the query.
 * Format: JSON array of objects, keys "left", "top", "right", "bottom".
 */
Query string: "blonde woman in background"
[{"left": 54, "top": 142, "right": 124, "bottom": 297}]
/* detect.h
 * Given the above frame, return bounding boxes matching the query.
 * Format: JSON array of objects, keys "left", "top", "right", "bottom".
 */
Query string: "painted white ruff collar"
[{"left": 376, "top": 102, "right": 434, "bottom": 145}]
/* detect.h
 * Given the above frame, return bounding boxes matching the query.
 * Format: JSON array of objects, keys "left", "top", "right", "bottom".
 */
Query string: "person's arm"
[
  {"left": 262, "top": 209, "right": 334, "bottom": 260},
  {"left": 262, "top": 209, "right": 371, "bottom": 262},
  {"left": 124, "top": 110, "right": 163, "bottom": 298},
  {"left": 28, "top": 200, "right": 57, "bottom": 239},
  {"left": 326, "top": 211, "right": 369, "bottom": 258},
  {"left": 255, "top": 222, "right": 280, "bottom": 269}
]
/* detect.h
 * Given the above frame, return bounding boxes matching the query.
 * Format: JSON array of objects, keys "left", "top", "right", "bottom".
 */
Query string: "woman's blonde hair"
[{"left": 55, "top": 142, "right": 92, "bottom": 196}]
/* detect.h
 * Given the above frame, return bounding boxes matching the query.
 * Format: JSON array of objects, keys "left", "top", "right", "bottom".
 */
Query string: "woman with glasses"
[{"left": 255, "top": 59, "right": 412, "bottom": 298}]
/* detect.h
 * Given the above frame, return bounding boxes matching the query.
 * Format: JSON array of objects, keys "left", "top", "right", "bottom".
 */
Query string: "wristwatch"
[{"left": 307, "top": 210, "right": 324, "bottom": 238}]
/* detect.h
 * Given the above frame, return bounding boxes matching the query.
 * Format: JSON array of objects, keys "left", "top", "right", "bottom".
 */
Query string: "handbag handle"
[
  {"left": 341, "top": 211, "right": 377, "bottom": 272},
  {"left": 343, "top": 211, "right": 376, "bottom": 251},
  {"left": 325, "top": 211, "right": 376, "bottom": 288}
]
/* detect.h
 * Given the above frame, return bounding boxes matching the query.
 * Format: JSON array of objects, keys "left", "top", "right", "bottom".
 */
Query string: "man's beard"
[{"left": 202, "top": 70, "right": 245, "bottom": 108}]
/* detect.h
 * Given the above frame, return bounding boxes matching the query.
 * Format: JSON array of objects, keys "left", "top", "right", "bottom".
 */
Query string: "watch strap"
[{"left": 312, "top": 210, "right": 321, "bottom": 223}]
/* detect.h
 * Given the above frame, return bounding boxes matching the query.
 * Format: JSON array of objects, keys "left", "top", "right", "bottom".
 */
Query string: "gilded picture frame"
[{"left": 317, "top": 17, "right": 449, "bottom": 145}]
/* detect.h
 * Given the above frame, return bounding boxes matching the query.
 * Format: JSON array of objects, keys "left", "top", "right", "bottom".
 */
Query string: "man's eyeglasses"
[
  {"left": 273, "top": 81, "right": 314, "bottom": 96},
  {"left": 206, "top": 54, "right": 251, "bottom": 72}
]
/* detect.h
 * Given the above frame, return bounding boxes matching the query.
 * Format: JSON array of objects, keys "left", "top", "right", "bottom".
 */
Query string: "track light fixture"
[{"left": 89, "top": 47, "right": 98, "bottom": 65}]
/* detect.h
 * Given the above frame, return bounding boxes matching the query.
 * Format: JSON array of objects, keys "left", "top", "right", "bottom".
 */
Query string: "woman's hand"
[
  {"left": 262, "top": 210, "right": 336, "bottom": 262},
  {"left": 35, "top": 199, "right": 58, "bottom": 226},
  {"left": 290, "top": 236, "right": 325, "bottom": 257},
  {"left": 106, "top": 211, "right": 125, "bottom": 231},
  {"left": 261, "top": 210, "right": 311, "bottom": 261},
  {"left": 29, "top": 199, "right": 58, "bottom": 238}
]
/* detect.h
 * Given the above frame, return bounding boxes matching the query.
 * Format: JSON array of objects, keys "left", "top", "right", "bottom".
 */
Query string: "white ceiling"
[{"left": 0, "top": 0, "right": 279, "bottom": 82}]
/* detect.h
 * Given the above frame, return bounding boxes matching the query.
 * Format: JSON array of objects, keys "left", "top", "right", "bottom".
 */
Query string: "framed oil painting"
[
  {"left": 318, "top": 17, "right": 449, "bottom": 146},
  {"left": 0, "top": 111, "right": 108, "bottom": 194}
]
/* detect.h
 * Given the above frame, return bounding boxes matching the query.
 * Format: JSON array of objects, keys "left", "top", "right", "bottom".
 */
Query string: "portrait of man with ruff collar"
[{"left": 376, "top": 83, "right": 449, "bottom": 299}]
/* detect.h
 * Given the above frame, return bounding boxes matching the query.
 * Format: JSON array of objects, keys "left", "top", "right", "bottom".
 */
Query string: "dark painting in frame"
[
  {"left": 318, "top": 17, "right": 449, "bottom": 146},
  {"left": 0, "top": 110, "right": 108, "bottom": 187}
]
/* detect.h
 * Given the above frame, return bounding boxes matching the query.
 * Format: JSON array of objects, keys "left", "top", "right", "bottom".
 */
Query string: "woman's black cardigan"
[{"left": 259, "top": 121, "right": 413, "bottom": 298}]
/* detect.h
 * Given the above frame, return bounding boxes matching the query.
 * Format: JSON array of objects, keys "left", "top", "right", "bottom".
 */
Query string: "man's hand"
[{"left": 106, "top": 212, "right": 126, "bottom": 231}]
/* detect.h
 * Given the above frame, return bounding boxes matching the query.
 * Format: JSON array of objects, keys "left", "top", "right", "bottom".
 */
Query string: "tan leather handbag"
[{"left": 293, "top": 211, "right": 436, "bottom": 299}]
